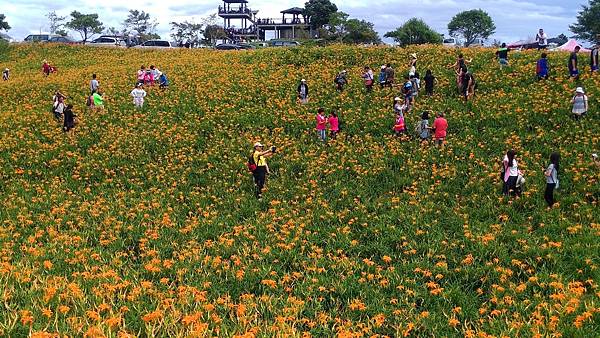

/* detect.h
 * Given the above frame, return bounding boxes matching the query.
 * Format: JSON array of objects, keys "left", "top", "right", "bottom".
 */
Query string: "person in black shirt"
[
  {"left": 63, "top": 104, "right": 76, "bottom": 132},
  {"left": 569, "top": 46, "right": 580, "bottom": 79},
  {"left": 462, "top": 71, "right": 476, "bottom": 102},
  {"left": 424, "top": 69, "right": 437, "bottom": 96},
  {"left": 495, "top": 43, "right": 510, "bottom": 68}
]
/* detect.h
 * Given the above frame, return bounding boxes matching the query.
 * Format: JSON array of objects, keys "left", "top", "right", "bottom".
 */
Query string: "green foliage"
[
  {"left": 204, "top": 24, "right": 227, "bottom": 46},
  {"left": 343, "top": 19, "right": 381, "bottom": 44},
  {"left": 46, "top": 11, "right": 66, "bottom": 34},
  {"left": 323, "top": 12, "right": 380, "bottom": 44},
  {"left": 65, "top": 11, "right": 103, "bottom": 42},
  {"left": 0, "top": 13, "right": 10, "bottom": 31},
  {"left": 570, "top": 0, "right": 600, "bottom": 41},
  {"left": 304, "top": 0, "right": 338, "bottom": 29},
  {"left": 385, "top": 18, "right": 442, "bottom": 46},
  {"left": 448, "top": 9, "right": 495, "bottom": 46},
  {"left": 170, "top": 21, "right": 204, "bottom": 45},
  {"left": 123, "top": 9, "right": 158, "bottom": 41}
]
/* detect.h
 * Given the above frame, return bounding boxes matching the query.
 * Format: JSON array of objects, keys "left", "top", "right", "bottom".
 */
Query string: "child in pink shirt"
[
  {"left": 432, "top": 111, "right": 448, "bottom": 146},
  {"left": 316, "top": 108, "right": 327, "bottom": 142},
  {"left": 137, "top": 65, "right": 146, "bottom": 85},
  {"left": 328, "top": 111, "right": 339, "bottom": 139},
  {"left": 393, "top": 112, "right": 405, "bottom": 136}
]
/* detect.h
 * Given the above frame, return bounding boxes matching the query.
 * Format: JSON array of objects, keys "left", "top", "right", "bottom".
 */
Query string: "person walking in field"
[
  {"left": 502, "top": 149, "right": 520, "bottom": 196},
  {"left": 2, "top": 68, "right": 9, "bottom": 81},
  {"left": 402, "top": 75, "right": 413, "bottom": 109},
  {"left": 328, "top": 111, "right": 339, "bottom": 140},
  {"left": 591, "top": 42, "right": 599, "bottom": 74},
  {"left": 316, "top": 108, "right": 327, "bottom": 142},
  {"left": 432, "top": 111, "right": 448, "bottom": 147},
  {"left": 415, "top": 110, "right": 431, "bottom": 142},
  {"left": 144, "top": 68, "right": 154, "bottom": 86},
  {"left": 449, "top": 54, "right": 471, "bottom": 92},
  {"left": 568, "top": 46, "right": 580, "bottom": 80},
  {"left": 384, "top": 63, "right": 395, "bottom": 88},
  {"left": 536, "top": 28, "right": 548, "bottom": 50},
  {"left": 571, "top": 87, "right": 588, "bottom": 120},
  {"left": 251, "top": 142, "right": 275, "bottom": 199},
  {"left": 536, "top": 53, "right": 549, "bottom": 80},
  {"left": 495, "top": 43, "right": 511, "bottom": 69},
  {"left": 52, "top": 91, "right": 66, "bottom": 119},
  {"left": 137, "top": 65, "right": 146, "bottom": 85},
  {"left": 131, "top": 83, "right": 147, "bottom": 108},
  {"left": 543, "top": 152, "right": 560, "bottom": 208},
  {"left": 91, "top": 90, "right": 105, "bottom": 110},
  {"left": 393, "top": 106, "right": 406, "bottom": 137},
  {"left": 42, "top": 60, "right": 56, "bottom": 77},
  {"left": 462, "top": 71, "right": 476, "bottom": 102},
  {"left": 63, "top": 104, "right": 76, "bottom": 133},
  {"left": 158, "top": 73, "right": 169, "bottom": 89},
  {"left": 334, "top": 70, "right": 348, "bottom": 91},
  {"left": 362, "top": 66, "right": 374, "bottom": 92},
  {"left": 423, "top": 70, "right": 437, "bottom": 97},
  {"left": 297, "top": 79, "right": 309, "bottom": 104},
  {"left": 90, "top": 74, "right": 99, "bottom": 94},
  {"left": 378, "top": 65, "right": 387, "bottom": 89},
  {"left": 409, "top": 53, "right": 418, "bottom": 76}
]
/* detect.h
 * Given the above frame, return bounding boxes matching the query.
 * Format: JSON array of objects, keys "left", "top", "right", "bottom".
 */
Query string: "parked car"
[
  {"left": 48, "top": 36, "right": 80, "bottom": 44},
  {"left": 87, "top": 36, "right": 126, "bottom": 47},
  {"left": 215, "top": 43, "right": 240, "bottom": 50},
  {"left": 443, "top": 38, "right": 461, "bottom": 47},
  {"left": 24, "top": 34, "right": 61, "bottom": 43},
  {"left": 468, "top": 38, "right": 486, "bottom": 47},
  {"left": 269, "top": 40, "right": 300, "bottom": 47},
  {"left": 236, "top": 43, "right": 255, "bottom": 50},
  {"left": 133, "top": 40, "right": 175, "bottom": 49}
]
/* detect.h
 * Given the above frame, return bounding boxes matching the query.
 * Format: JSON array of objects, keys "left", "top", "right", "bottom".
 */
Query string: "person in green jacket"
[{"left": 91, "top": 89, "right": 104, "bottom": 110}]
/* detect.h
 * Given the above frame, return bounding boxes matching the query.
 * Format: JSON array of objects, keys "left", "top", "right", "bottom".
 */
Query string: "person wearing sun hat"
[
  {"left": 251, "top": 142, "right": 276, "bottom": 199},
  {"left": 130, "top": 82, "right": 147, "bottom": 108},
  {"left": 378, "top": 65, "right": 387, "bottom": 89},
  {"left": 571, "top": 87, "right": 588, "bottom": 120},
  {"left": 409, "top": 53, "right": 417, "bottom": 76},
  {"left": 334, "top": 70, "right": 348, "bottom": 91},
  {"left": 297, "top": 78, "right": 309, "bottom": 104},
  {"left": 2, "top": 68, "right": 8, "bottom": 81}
]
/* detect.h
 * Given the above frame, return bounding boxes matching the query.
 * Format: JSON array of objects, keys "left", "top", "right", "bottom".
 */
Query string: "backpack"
[
  {"left": 415, "top": 120, "right": 423, "bottom": 135},
  {"left": 247, "top": 154, "right": 257, "bottom": 172}
]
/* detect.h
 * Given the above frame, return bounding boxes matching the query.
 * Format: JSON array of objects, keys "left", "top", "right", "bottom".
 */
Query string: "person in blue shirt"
[
  {"left": 159, "top": 73, "right": 169, "bottom": 89},
  {"left": 537, "top": 53, "right": 549, "bottom": 80}
]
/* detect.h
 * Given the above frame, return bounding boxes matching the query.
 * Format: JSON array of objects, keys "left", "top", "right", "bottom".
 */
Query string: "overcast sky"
[{"left": 1, "top": 0, "right": 588, "bottom": 43}]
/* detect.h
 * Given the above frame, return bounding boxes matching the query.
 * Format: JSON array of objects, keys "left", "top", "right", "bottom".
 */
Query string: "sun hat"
[
  {"left": 254, "top": 142, "right": 264, "bottom": 148},
  {"left": 576, "top": 87, "right": 584, "bottom": 94},
  {"left": 394, "top": 96, "right": 401, "bottom": 101},
  {"left": 381, "top": 65, "right": 386, "bottom": 70},
  {"left": 301, "top": 79, "right": 306, "bottom": 82},
  {"left": 410, "top": 53, "right": 417, "bottom": 59},
  {"left": 136, "top": 82, "right": 143, "bottom": 87}
]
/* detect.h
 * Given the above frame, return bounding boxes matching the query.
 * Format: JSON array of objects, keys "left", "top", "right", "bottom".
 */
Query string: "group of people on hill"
[{"left": 136, "top": 65, "right": 169, "bottom": 89}]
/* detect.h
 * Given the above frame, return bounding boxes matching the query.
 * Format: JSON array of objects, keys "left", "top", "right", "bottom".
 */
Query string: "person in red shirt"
[
  {"left": 42, "top": 60, "right": 52, "bottom": 77},
  {"left": 316, "top": 108, "right": 327, "bottom": 142},
  {"left": 328, "top": 111, "right": 339, "bottom": 140},
  {"left": 432, "top": 111, "right": 448, "bottom": 147}
]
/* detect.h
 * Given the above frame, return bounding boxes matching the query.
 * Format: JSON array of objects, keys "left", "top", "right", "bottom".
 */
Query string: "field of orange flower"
[{"left": 0, "top": 42, "right": 599, "bottom": 337}]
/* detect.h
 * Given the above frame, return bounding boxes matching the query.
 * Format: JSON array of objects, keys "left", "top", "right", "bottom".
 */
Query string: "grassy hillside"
[{"left": 0, "top": 44, "right": 598, "bottom": 337}]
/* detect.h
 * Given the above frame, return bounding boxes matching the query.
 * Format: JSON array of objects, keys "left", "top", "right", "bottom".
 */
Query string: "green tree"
[
  {"left": 324, "top": 11, "right": 349, "bottom": 42},
  {"left": 0, "top": 14, "right": 10, "bottom": 31},
  {"left": 65, "top": 11, "right": 103, "bottom": 42},
  {"left": 448, "top": 9, "right": 495, "bottom": 46},
  {"left": 203, "top": 25, "right": 227, "bottom": 46},
  {"left": 570, "top": 0, "right": 600, "bottom": 41},
  {"left": 343, "top": 19, "right": 380, "bottom": 44},
  {"left": 170, "top": 21, "right": 204, "bottom": 45},
  {"left": 46, "top": 11, "right": 66, "bottom": 34},
  {"left": 556, "top": 33, "right": 569, "bottom": 45},
  {"left": 384, "top": 18, "right": 442, "bottom": 45},
  {"left": 123, "top": 10, "right": 158, "bottom": 41},
  {"left": 304, "top": 0, "right": 338, "bottom": 29}
]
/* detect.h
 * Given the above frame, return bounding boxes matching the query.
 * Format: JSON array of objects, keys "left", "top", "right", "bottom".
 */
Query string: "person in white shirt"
[
  {"left": 536, "top": 28, "right": 548, "bottom": 50},
  {"left": 502, "top": 149, "right": 521, "bottom": 196},
  {"left": 130, "top": 83, "right": 147, "bottom": 108}
]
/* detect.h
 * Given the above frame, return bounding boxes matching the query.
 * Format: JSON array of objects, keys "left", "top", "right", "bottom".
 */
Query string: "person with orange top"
[{"left": 432, "top": 111, "right": 448, "bottom": 147}]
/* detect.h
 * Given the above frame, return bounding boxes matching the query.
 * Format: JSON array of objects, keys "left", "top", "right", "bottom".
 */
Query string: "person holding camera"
[{"left": 252, "top": 142, "right": 276, "bottom": 199}]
